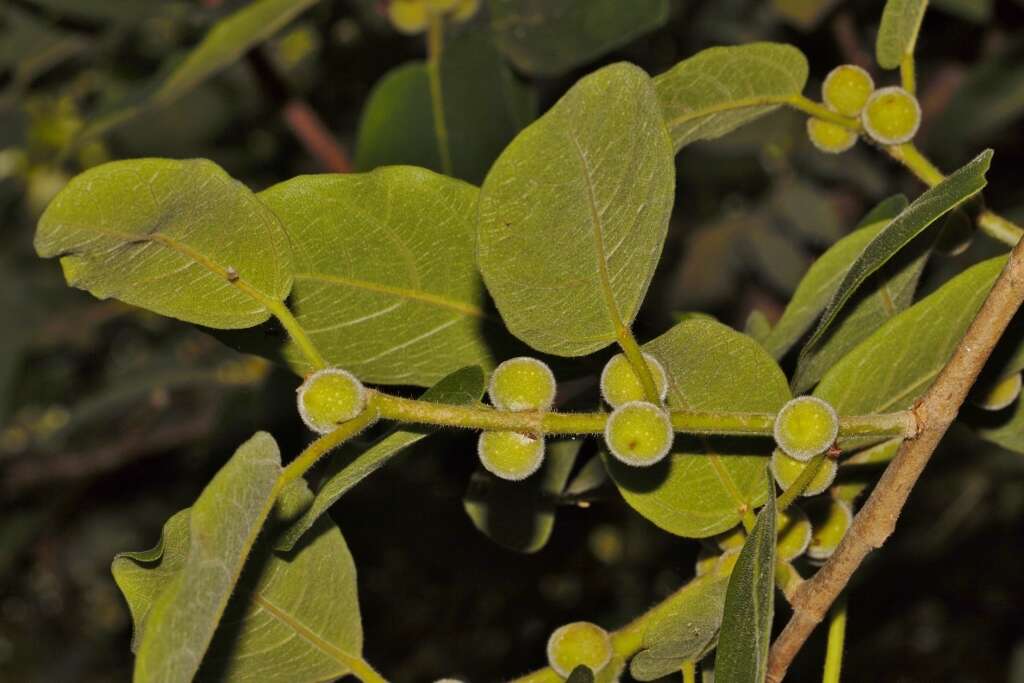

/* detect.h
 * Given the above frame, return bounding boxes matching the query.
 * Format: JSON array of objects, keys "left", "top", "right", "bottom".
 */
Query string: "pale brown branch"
[{"left": 766, "top": 233, "right": 1024, "bottom": 681}]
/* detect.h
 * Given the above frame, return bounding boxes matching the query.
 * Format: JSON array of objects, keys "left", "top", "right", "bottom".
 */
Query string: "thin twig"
[{"left": 765, "top": 231, "right": 1024, "bottom": 681}]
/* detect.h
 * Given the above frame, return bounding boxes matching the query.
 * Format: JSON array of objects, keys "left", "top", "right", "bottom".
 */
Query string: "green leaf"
[
  {"left": 763, "top": 195, "right": 909, "bottom": 360},
  {"left": 971, "top": 398, "right": 1024, "bottom": 454},
  {"left": 115, "top": 480, "right": 366, "bottom": 682},
  {"left": 259, "top": 167, "right": 493, "bottom": 384},
  {"left": 630, "top": 573, "right": 730, "bottom": 681},
  {"left": 714, "top": 482, "right": 776, "bottom": 683},
  {"left": 277, "top": 366, "right": 486, "bottom": 552},
  {"left": 800, "top": 150, "right": 992, "bottom": 362},
  {"left": 478, "top": 62, "right": 674, "bottom": 356},
  {"left": 78, "top": 0, "right": 319, "bottom": 142},
  {"left": 486, "top": 0, "right": 670, "bottom": 77},
  {"left": 606, "top": 318, "right": 790, "bottom": 537},
  {"left": 654, "top": 43, "right": 809, "bottom": 152},
  {"left": 35, "top": 158, "right": 293, "bottom": 329},
  {"left": 876, "top": 0, "right": 929, "bottom": 70},
  {"left": 464, "top": 439, "right": 581, "bottom": 553},
  {"left": 354, "top": 64, "right": 442, "bottom": 173},
  {"left": 815, "top": 255, "right": 1006, "bottom": 414},
  {"left": 355, "top": 30, "right": 534, "bottom": 184},
  {"left": 112, "top": 432, "right": 283, "bottom": 682}
]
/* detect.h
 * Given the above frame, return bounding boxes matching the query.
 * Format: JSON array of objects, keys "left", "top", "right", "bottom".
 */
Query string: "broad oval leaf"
[
  {"left": 260, "top": 166, "right": 494, "bottom": 384},
  {"left": 354, "top": 63, "right": 442, "bottom": 174},
  {"left": 606, "top": 318, "right": 789, "bottom": 537},
  {"left": 714, "top": 482, "right": 776, "bottom": 683},
  {"left": 112, "top": 432, "right": 283, "bottom": 682},
  {"left": 115, "top": 480, "right": 366, "bottom": 683},
  {"left": 876, "top": 0, "right": 929, "bottom": 70},
  {"left": 277, "top": 366, "right": 486, "bottom": 552},
  {"left": 478, "top": 62, "right": 674, "bottom": 356},
  {"left": 971, "top": 398, "right": 1024, "bottom": 455},
  {"left": 486, "top": 0, "right": 670, "bottom": 77},
  {"left": 815, "top": 255, "right": 1006, "bottom": 414},
  {"left": 630, "top": 572, "right": 729, "bottom": 681},
  {"left": 800, "top": 150, "right": 993, "bottom": 363},
  {"left": 464, "top": 439, "right": 581, "bottom": 553},
  {"left": 355, "top": 30, "right": 535, "bottom": 184},
  {"left": 763, "top": 195, "right": 909, "bottom": 359},
  {"left": 654, "top": 43, "right": 809, "bottom": 152},
  {"left": 35, "top": 158, "right": 293, "bottom": 329}
]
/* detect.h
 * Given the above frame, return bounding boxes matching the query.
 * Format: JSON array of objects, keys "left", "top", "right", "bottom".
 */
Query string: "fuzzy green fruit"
[
  {"left": 806, "top": 498, "right": 853, "bottom": 561},
  {"left": 599, "top": 352, "right": 668, "bottom": 407},
  {"left": 806, "top": 117, "right": 858, "bottom": 154},
  {"left": 714, "top": 525, "right": 746, "bottom": 552},
  {"left": 604, "top": 401, "right": 674, "bottom": 466},
  {"left": 973, "top": 372, "right": 1022, "bottom": 411},
  {"left": 477, "top": 431, "right": 545, "bottom": 481},
  {"left": 546, "top": 621, "right": 612, "bottom": 677},
  {"left": 774, "top": 396, "right": 839, "bottom": 461},
  {"left": 770, "top": 448, "right": 837, "bottom": 496},
  {"left": 822, "top": 64, "right": 875, "bottom": 117},
  {"left": 488, "top": 357, "right": 556, "bottom": 412},
  {"left": 296, "top": 368, "right": 366, "bottom": 434},
  {"left": 862, "top": 86, "right": 921, "bottom": 145},
  {"left": 776, "top": 506, "right": 812, "bottom": 561}
]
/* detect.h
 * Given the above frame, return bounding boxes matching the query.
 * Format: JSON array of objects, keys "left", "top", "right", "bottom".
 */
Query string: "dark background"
[{"left": 1, "top": 0, "right": 1023, "bottom": 680}]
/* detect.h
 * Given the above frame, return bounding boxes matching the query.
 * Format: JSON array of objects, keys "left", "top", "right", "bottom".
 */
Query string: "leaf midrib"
[
  {"left": 294, "top": 271, "right": 483, "bottom": 318},
  {"left": 568, "top": 128, "right": 626, "bottom": 336},
  {"left": 253, "top": 592, "right": 361, "bottom": 673}
]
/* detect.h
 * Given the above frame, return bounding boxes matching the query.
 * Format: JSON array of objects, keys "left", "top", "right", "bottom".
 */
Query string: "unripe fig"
[
  {"left": 488, "top": 357, "right": 556, "bottom": 412},
  {"left": 296, "top": 368, "right": 366, "bottom": 434},
  {"left": 805, "top": 497, "right": 853, "bottom": 561},
  {"left": 477, "top": 431, "right": 545, "bottom": 481},
  {"left": 546, "top": 621, "right": 612, "bottom": 677},
  {"left": 604, "top": 401, "right": 674, "bottom": 466},
  {"left": 388, "top": 0, "right": 427, "bottom": 34},
  {"left": 773, "top": 396, "right": 839, "bottom": 461},
  {"left": 973, "top": 372, "right": 1022, "bottom": 411},
  {"left": 822, "top": 64, "right": 875, "bottom": 117},
  {"left": 770, "top": 448, "right": 837, "bottom": 496},
  {"left": 806, "top": 117, "right": 858, "bottom": 154},
  {"left": 599, "top": 352, "right": 668, "bottom": 408},
  {"left": 776, "top": 506, "right": 812, "bottom": 561},
  {"left": 862, "top": 86, "right": 921, "bottom": 145}
]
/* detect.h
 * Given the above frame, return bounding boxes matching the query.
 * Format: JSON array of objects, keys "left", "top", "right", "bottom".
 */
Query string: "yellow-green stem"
[
  {"left": 900, "top": 54, "right": 917, "bottom": 94},
  {"left": 682, "top": 661, "right": 697, "bottom": 683},
  {"left": 616, "top": 327, "right": 662, "bottom": 404},
  {"left": 786, "top": 95, "right": 862, "bottom": 130},
  {"left": 280, "top": 401, "right": 379, "bottom": 486},
  {"left": 777, "top": 452, "right": 827, "bottom": 512},
  {"left": 979, "top": 209, "right": 1024, "bottom": 247},
  {"left": 263, "top": 298, "right": 327, "bottom": 372},
  {"left": 370, "top": 390, "right": 914, "bottom": 441},
  {"left": 822, "top": 594, "right": 848, "bottom": 683},
  {"left": 426, "top": 12, "right": 453, "bottom": 176}
]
